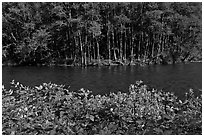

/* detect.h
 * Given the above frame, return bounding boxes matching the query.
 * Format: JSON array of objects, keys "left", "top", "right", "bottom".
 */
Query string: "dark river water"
[{"left": 2, "top": 63, "right": 202, "bottom": 98}]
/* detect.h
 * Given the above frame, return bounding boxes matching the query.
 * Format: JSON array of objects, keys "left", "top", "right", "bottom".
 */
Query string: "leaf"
[
  {"left": 163, "top": 130, "right": 173, "bottom": 135},
  {"left": 154, "top": 128, "right": 163, "bottom": 133},
  {"left": 163, "top": 114, "right": 172, "bottom": 120},
  {"left": 11, "top": 131, "right": 15, "bottom": 135},
  {"left": 116, "top": 130, "right": 124, "bottom": 135},
  {"left": 50, "top": 129, "right": 56, "bottom": 135},
  {"left": 136, "top": 120, "right": 144, "bottom": 125},
  {"left": 108, "top": 123, "right": 117, "bottom": 131},
  {"left": 35, "top": 85, "right": 43, "bottom": 90},
  {"left": 86, "top": 114, "right": 94, "bottom": 121},
  {"left": 89, "top": 115, "right": 94, "bottom": 121}
]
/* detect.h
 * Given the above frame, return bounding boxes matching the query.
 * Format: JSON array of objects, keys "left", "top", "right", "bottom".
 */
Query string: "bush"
[{"left": 2, "top": 80, "right": 202, "bottom": 135}]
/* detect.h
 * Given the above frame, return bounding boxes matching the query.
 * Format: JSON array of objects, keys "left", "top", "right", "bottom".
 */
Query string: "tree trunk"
[
  {"left": 120, "top": 24, "right": 123, "bottom": 61},
  {"left": 112, "top": 30, "right": 117, "bottom": 61},
  {"left": 96, "top": 38, "right": 100, "bottom": 63},
  {"left": 65, "top": 31, "right": 69, "bottom": 59},
  {"left": 93, "top": 45, "right": 95, "bottom": 60},
  {"left": 79, "top": 33, "right": 83, "bottom": 66},
  {"left": 107, "top": 30, "right": 111, "bottom": 64},
  {"left": 84, "top": 35, "right": 87, "bottom": 66},
  {"left": 144, "top": 38, "right": 148, "bottom": 60},
  {"left": 131, "top": 26, "right": 134, "bottom": 63},
  {"left": 152, "top": 36, "right": 155, "bottom": 58},
  {"left": 74, "top": 36, "right": 78, "bottom": 63},
  {"left": 158, "top": 34, "right": 162, "bottom": 56},
  {"left": 124, "top": 28, "right": 127, "bottom": 63},
  {"left": 138, "top": 34, "right": 141, "bottom": 60},
  {"left": 92, "top": 34, "right": 96, "bottom": 60}
]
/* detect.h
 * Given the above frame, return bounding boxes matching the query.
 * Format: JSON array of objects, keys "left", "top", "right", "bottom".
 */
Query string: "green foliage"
[
  {"left": 2, "top": 2, "right": 202, "bottom": 66},
  {"left": 2, "top": 80, "right": 202, "bottom": 135}
]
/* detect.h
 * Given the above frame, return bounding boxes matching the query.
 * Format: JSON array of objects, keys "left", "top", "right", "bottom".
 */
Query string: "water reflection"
[{"left": 2, "top": 63, "right": 202, "bottom": 98}]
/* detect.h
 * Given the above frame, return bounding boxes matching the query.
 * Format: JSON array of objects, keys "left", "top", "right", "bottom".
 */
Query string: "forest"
[{"left": 2, "top": 2, "right": 202, "bottom": 66}]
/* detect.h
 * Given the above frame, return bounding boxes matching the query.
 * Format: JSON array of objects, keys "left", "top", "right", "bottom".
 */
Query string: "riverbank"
[
  {"left": 2, "top": 58, "right": 202, "bottom": 67},
  {"left": 2, "top": 80, "right": 202, "bottom": 135}
]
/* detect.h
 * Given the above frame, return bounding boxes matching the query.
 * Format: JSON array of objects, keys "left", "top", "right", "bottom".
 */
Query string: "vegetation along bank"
[{"left": 2, "top": 80, "right": 202, "bottom": 135}]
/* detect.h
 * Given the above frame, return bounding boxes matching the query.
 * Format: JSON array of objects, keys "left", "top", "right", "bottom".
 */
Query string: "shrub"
[{"left": 2, "top": 80, "right": 202, "bottom": 135}]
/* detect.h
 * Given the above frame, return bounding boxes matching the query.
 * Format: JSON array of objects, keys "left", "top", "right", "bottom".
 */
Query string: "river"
[{"left": 2, "top": 62, "right": 202, "bottom": 98}]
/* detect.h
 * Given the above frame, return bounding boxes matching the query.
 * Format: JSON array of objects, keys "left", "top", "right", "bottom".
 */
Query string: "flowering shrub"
[{"left": 2, "top": 80, "right": 202, "bottom": 135}]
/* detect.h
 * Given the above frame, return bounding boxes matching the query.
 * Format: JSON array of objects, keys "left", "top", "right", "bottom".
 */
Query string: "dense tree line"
[{"left": 2, "top": 2, "right": 202, "bottom": 66}]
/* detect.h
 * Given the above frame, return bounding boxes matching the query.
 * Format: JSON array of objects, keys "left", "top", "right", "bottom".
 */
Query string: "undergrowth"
[{"left": 2, "top": 80, "right": 202, "bottom": 135}]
